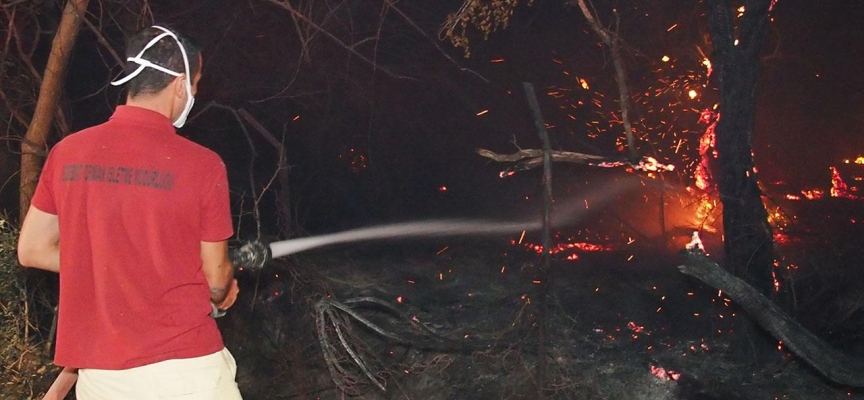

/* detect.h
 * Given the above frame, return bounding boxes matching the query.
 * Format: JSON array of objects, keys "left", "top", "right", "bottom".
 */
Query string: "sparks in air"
[{"left": 579, "top": 78, "right": 590, "bottom": 90}]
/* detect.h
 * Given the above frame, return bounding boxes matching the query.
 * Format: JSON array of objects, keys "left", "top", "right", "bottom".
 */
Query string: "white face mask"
[{"left": 111, "top": 25, "right": 195, "bottom": 128}]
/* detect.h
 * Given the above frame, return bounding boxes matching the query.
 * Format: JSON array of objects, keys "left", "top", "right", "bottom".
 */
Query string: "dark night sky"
[
  {"left": 753, "top": 0, "right": 864, "bottom": 186},
  {"left": 50, "top": 0, "right": 864, "bottom": 234}
]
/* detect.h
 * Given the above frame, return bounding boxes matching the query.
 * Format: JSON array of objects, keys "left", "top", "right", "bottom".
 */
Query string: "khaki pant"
[{"left": 76, "top": 348, "right": 242, "bottom": 400}]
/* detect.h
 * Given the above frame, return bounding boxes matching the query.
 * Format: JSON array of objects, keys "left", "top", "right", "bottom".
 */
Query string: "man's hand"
[{"left": 214, "top": 279, "right": 239, "bottom": 310}]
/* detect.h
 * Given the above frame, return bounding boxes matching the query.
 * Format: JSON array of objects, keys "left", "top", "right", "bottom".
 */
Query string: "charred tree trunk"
[
  {"left": 19, "top": 0, "right": 89, "bottom": 222},
  {"left": 706, "top": 0, "right": 774, "bottom": 294}
]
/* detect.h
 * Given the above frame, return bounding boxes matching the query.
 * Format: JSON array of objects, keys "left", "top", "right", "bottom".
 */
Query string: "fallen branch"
[
  {"left": 476, "top": 148, "right": 611, "bottom": 164},
  {"left": 678, "top": 250, "right": 864, "bottom": 387},
  {"left": 315, "top": 296, "right": 505, "bottom": 395},
  {"left": 476, "top": 147, "right": 672, "bottom": 178}
]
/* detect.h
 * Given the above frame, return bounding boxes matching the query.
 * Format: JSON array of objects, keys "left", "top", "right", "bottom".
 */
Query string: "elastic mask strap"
[{"left": 110, "top": 27, "right": 188, "bottom": 87}]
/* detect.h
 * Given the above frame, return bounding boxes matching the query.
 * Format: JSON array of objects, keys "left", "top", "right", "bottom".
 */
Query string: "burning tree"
[{"left": 705, "top": 0, "right": 775, "bottom": 295}]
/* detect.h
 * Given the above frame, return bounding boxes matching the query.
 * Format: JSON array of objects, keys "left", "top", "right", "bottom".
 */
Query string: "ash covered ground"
[{"left": 218, "top": 193, "right": 864, "bottom": 399}]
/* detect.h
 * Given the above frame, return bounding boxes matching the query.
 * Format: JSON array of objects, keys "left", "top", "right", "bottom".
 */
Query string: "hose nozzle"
[{"left": 229, "top": 239, "right": 271, "bottom": 270}]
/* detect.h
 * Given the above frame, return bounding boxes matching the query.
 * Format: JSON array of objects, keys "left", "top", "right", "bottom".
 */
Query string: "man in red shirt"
[{"left": 18, "top": 25, "right": 242, "bottom": 399}]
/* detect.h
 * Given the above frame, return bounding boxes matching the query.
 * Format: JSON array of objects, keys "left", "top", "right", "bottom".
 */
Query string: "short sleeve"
[
  {"left": 200, "top": 158, "right": 234, "bottom": 242},
  {"left": 31, "top": 148, "right": 58, "bottom": 215}
]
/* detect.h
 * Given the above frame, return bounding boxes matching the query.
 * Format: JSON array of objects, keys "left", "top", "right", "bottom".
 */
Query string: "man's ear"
[{"left": 173, "top": 74, "right": 188, "bottom": 98}]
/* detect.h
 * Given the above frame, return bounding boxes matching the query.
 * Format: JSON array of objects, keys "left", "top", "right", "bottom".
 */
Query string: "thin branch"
[
  {"left": 380, "top": 0, "right": 489, "bottom": 83},
  {"left": 0, "top": 0, "right": 32, "bottom": 8},
  {"left": 4, "top": 6, "right": 42, "bottom": 82},
  {"left": 476, "top": 148, "right": 612, "bottom": 163},
  {"left": 82, "top": 12, "right": 123, "bottom": 65},
  {"left": 288, "top": 0, "right": 312, "bottom": 62},
  {"left": 328, "top": 307, "right": 387, "bottom": 391},
  {"left": 0, "top": 86, "right": 31, "bottom": 129},
  {"left": 263, "top": 0, "right": 415, "bottom": 80}
]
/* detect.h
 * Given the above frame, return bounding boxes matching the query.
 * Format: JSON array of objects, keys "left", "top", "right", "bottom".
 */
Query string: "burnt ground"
[{"left": 220, "top": 211, "right": 864, "bottom": 400}]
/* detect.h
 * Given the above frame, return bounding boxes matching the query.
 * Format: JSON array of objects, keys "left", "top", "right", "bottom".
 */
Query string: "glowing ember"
[
  {"left": 661, "top": 55, "right": 670, "bottom": 62},
  {"left": 627, "top": 321, "right": 645, "bottom": 333},
  {"left": 702, "top": 58, "right": 713, "bottom": 77},
  {"left": 688, "top": 89, "right": 698, "bottom": 99},
  {"left": 650, "top": 365, "right": 680, "bottom": 381},
  {"left": 579, "top": 78, "right": 590, "bottom": 89},
  {"left": 695, "top": 110, "right": 718, "bottom": 191},
  {"left": 800, "top": 189, "right": 824, "bottom": 200},
  {"left": 633, "top": 156, "right": 675, "bottom": 172},
  {"left": 476, "top": 109, "right": 489, "bottom": 116},
  {"left": 769, "top": 0, "right": 779, "bottom": 12},
  {"left": 830, "top": 166, "right": 858, "bottom": 199},
  {"left": 514, "top": 239, "right": 613, "bottom": 260},
  {"left": 340, "top": 147, "right": 368, "bottom": 172}
]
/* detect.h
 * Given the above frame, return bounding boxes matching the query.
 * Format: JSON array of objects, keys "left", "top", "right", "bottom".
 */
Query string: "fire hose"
[{"left": 210, "top": 239, "right": 272, "bottom": 317}]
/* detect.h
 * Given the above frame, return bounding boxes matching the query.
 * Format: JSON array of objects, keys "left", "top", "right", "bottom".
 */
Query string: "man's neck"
[{"left": 125, "top": 93, "right": 174, "bottom": 122}]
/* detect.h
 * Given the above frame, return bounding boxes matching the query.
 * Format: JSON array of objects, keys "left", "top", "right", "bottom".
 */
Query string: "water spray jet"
[{"left": 230, "top": 177, "right": 645, "bottom": 270}]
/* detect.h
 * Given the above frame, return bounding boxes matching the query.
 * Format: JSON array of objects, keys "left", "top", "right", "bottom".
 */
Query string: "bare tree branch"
[
  {"left": 476, "top": 148, "right": 611, "bottom": 164},
  {"left": 263, "top": 0, "right": 415, "bottom": 80},
  {"left": 82, "top": 11, "right": 123, "bottom": 65},
  {"left": 573, "top": 0, "right": 638, "bottom": 162},
  {"left": 380, "top": 0, "right": 489, "bottom": 83}
]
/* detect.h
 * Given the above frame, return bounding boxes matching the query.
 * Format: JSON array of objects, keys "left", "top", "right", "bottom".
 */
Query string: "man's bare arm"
[
  {"left": 18, "top": 205, "right": 60, "bottom": 272},
  {"left": 200, "top": 240, "right": 238, "bottom": 308}
]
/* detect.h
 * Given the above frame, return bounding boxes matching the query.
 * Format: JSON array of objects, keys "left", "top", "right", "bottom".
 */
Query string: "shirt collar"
[{"left": 109, "top": 105, "right": 176, "bottom": 134}]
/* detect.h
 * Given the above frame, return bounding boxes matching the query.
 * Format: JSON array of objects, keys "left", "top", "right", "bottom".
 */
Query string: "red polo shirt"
[{"left": 31, "top": 106, "right": 233, "bottom": 369}]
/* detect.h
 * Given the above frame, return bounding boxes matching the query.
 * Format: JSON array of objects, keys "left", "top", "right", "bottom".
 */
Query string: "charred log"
[{"left": 679, "top": 250, "right": 864, "bottom": 387}]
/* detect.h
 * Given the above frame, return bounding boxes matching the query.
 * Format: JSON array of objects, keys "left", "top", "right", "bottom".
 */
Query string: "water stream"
[
  {"left": 267, "top": 177, "right": 645, "bottom": 259},
  {"left": 268, "top": 219, "right": 538, "bottom": 258}
]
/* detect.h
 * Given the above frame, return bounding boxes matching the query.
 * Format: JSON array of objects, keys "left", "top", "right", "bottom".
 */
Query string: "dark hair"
[{"left": 122, "top": 25, "right": 201, "bottom": 98}]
